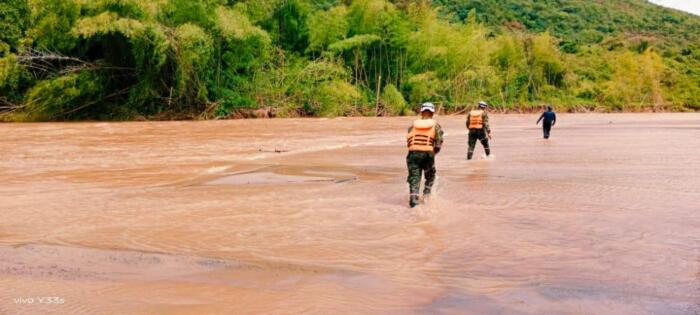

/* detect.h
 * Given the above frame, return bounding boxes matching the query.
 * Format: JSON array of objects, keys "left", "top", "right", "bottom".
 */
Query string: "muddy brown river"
[{"left": 1, "top": 114, "right": 699, "bottom": 314}]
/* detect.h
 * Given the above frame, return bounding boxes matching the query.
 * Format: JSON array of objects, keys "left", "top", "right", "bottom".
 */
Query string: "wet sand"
[{"left": 1, "top": 114, "right": 699, "bottom": 314}]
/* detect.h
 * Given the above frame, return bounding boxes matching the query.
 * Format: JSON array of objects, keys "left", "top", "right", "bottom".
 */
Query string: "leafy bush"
[
  {"left": 24, "top": 71, "right": 105, "bottom": 120},
  {"left": 315, "top": 80, "right": 362, "bottom": 117},
  {"left": 381, "top": 83, "right": 410, "bottom": 116}
]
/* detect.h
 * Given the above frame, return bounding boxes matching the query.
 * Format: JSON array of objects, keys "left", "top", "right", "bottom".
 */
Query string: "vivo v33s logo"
[{"left": 14, "top": 296, "right": 65, "bottom": 305}]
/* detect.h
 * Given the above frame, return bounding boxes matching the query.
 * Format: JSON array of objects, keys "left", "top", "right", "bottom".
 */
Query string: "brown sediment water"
[{"left": 0, "top": 114, "right": 699, "bottom": 314}]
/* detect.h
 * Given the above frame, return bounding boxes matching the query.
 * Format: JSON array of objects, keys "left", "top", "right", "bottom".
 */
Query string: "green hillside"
[
  {"left": 436, "top": 0, "right": 700, "bottom": 47},
  {"left": 1, "top": 0, "right": 699, "bottom": 121}
]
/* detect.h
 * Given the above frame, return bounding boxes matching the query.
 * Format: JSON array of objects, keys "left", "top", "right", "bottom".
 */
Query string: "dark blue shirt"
[{"left": 538, "top": 111, "right": 556, "bottom": 125}]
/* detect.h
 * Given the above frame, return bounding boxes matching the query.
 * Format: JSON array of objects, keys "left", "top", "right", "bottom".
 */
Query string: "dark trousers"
[
  {"left": 407, "top": 151, "right": 436, "bottom": 197},
  {"left": 467, "top": 129, "right": 490, "bottom": 159},
  {"left": 543, "top": 123, "right": 552, "bottom": 139}
]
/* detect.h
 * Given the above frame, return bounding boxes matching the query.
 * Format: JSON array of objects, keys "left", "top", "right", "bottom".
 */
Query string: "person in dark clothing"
[{"left": 536, "top": 105, "right": 557, "bottom": 139}]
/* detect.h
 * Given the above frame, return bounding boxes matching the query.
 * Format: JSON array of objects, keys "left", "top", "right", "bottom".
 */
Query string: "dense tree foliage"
[
  {"left": 1, "top": 0, "right": 699, "bottom": 121},
  {"left": 0, "top": 0, "right": 30, "bottom": 53}
]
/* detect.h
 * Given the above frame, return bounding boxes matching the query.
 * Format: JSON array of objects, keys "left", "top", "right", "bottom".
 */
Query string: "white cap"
[
  {"left": 420, "top": 102, "right": 436, "bottom": 113},
  {"left": 478, "top": 101, "right": 488, "bottom": 108}
]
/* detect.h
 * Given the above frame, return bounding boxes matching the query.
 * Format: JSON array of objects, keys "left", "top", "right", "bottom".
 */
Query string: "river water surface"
[{"left": 1, "top": 114, "right": 699, "bottom": 314}]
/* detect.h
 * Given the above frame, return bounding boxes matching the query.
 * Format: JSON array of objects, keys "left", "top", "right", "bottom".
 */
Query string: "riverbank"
[{"left": 2, "top": 104, "right": 698, "bottom": 123}]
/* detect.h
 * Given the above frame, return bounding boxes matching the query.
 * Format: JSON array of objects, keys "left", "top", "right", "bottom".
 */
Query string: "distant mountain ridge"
[{"left": 436, "top": 0, "right": 700, "bottom": 50}]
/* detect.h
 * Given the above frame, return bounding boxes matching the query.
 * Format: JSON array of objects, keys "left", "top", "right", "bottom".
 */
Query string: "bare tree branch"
[{"left": 16, "top": 48, "right": 136, "bottom": 78}]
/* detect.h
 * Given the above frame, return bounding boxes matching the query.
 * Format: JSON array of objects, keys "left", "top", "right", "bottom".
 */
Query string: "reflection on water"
[{"left": 1, "top": 114, "right": 699, "bottom": 314}]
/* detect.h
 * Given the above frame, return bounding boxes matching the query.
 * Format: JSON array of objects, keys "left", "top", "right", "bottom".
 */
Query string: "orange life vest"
[
  {"left": 407, "top": 119, "right": 437, "bottom": 152},
  {"left": 468, "top": 110, "right": 484, "bottom": 129}
]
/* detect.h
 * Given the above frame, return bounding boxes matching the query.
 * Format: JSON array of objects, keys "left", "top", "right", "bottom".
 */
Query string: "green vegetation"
[{"left": 1, "top": 0, "right": 699, "bottom": 121}]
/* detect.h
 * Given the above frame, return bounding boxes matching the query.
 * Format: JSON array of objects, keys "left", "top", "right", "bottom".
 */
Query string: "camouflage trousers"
[
  {"left": 406, "top": 151, "right": 436, "bottom": 197},
  {"left": 467, "top": 129, "right": 490, "bottom": 159}
]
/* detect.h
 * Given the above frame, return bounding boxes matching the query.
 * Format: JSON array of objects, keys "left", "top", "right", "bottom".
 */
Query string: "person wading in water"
[
  {"left": 406, "top": 102, "right": 444, "bottom": 208},
  {"left": 536, "top": 105, "right": 557, "bottom": 139},
  {"left": 466, "top": 101, "right": 492, "bottom": 160}
]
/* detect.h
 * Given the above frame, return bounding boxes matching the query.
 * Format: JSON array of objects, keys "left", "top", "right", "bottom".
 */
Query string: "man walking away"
[
  {"left": 466, "top": 101, "right": 492, "bottom": 160},
  {"left": 406, "top": 102, "right": 444, "bottom": 208},
  {"left": 537, "top": 105, "right": 557, "bottom": 139}
]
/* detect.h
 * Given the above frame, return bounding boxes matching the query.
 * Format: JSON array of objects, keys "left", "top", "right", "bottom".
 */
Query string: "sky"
[{"left": 648, "top": 0, "right": 700, "bottom": 16}]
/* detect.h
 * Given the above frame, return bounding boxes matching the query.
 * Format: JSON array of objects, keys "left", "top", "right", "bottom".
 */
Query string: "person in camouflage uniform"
[
  {"left": 466, "top": 101, "right": 492, "bottom": 160},
  {"left": 406, "top": 102, "right": 444, "bottom": 208}
]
